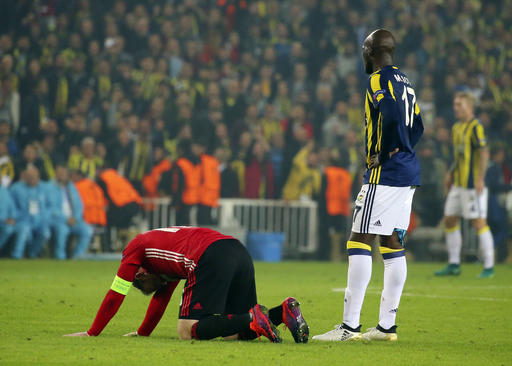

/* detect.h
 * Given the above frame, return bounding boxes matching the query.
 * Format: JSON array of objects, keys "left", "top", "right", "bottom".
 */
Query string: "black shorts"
[{"left": 179, "top": 239, "right": 257, "bottom": 319}]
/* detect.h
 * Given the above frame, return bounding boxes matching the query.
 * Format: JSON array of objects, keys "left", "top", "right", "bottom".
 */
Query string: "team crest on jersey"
[{"left": 357, "top": 190, "right": 366, "bottom": 203}]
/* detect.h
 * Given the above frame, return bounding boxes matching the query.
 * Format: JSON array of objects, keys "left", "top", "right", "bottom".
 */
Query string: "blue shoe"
[
  {"left": 434, "top": 264, "right": 461, "bottom": 276},
  {"left": 478, "top": 268, "right": 495, "bottom": 279},
  {"left": 282, "top": 297, "right": 309, "bottom": 343}
]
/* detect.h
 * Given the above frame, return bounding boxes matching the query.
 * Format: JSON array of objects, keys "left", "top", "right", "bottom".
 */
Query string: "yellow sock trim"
[
  {"left": 477, "top": 226, "right": 490, "bottom": 235},
  {"left": 379, "top": 246, "right": 405, "bottom": 254},
  {"left": 347, "top": 241, "right": 372, "bottom": 251},
  {"left": 445, "top": 226, "right": 460, "bottom": 234}
]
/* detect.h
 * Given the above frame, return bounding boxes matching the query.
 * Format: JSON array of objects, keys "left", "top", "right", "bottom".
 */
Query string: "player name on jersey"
[{"left": 393, "top": 74, "right": 411, "bottom": 85}]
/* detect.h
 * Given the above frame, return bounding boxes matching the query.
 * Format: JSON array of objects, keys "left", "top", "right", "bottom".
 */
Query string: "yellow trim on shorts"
[
  {"left": 347, "top": 241, "right": 372, "bottom": 251},
  {"left": 111, "top": 275, "right": 132, "bottom": 295}
]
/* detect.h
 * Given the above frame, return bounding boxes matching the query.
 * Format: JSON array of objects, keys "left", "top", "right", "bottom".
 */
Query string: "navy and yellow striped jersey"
[
  {"left": 363, "top": 65, "right": 424, "bottom": 187},
  {"left": 452, "top": 118, "right": 487, "bottom": 188}
]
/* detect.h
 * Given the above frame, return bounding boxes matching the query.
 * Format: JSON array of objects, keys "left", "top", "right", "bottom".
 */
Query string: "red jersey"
[{"left": 122, "top": 227, "right": 233, "bottom": 280}]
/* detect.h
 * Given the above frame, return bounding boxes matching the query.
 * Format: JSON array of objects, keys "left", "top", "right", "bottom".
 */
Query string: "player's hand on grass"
[
  {"left": 123, "top": 331, "right": 139, "bottom": 337},
  {"left": 64, "top": 331, "right": 90, "bottom": 337}
]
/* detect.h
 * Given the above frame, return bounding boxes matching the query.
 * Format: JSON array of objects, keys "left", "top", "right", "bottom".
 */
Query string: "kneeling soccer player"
[{"left": 65, "top": 227, "right": 309, "bottom": 343}]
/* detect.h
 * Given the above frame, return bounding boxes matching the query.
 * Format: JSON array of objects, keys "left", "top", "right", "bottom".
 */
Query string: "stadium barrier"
[{"left": 141, "top": 198, "right": 318, "bottom": 258}]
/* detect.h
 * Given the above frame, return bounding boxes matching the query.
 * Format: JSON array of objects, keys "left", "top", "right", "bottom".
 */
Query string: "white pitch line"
[{"left": 331, "top": 288, "right": 511, "bottom": 302}]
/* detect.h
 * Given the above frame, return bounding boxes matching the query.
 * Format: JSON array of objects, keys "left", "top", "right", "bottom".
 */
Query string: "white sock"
[
  {"left": 379, "top": 248, "right": 407, "bottom": 330},
  {"left": 446, "top": 226, "right": 462, "bottom": 265},
  {"left": 478, "top": 226, "right": 494, "bottom": 269},
  {"left": 343, "top": 241, "right": 372, "bottom": 330}
]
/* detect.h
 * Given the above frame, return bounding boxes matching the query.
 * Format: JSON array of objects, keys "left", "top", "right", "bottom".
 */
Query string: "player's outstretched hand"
[
  {"left": 123, "top": 331, "right": 138, "bottom": 337},
  {"left": 64, "top": 331, "right": 90, "bottom": 337}
]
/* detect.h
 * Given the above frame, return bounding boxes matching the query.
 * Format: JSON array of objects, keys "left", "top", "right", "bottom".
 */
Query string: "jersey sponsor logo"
[
  {"left": 373, "top": 220, "right": 382, "bottom": 227},
  {"left": 145, "top": 248, "right": 197, "bottom": 270}
]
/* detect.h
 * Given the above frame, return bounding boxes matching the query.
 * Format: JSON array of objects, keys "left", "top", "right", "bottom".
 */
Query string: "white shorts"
[
  {"left": 444, "top": 186, "right": 488, "bottom": 219},
  {"left": 351, "top": 184, "right": 416, "bottom": 235}
]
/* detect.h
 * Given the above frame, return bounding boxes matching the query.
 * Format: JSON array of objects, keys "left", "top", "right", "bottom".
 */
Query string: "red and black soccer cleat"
[
  {"left": 249, "top": 304, "right": 282, "bottom": 343},
  {"left": 282, "top": 297, "right": 309, "bottom": 343}
]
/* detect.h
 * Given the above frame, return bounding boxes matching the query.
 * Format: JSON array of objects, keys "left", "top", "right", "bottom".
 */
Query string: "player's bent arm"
[
  {"left": 137, "top": 281, "right": 180, "bottom": 336},
  {"left": 377, "top": 97, "right": 400, "bottom": 165},
  {"left": 87, "top": 264, "right": 139, "bottom": 336}
]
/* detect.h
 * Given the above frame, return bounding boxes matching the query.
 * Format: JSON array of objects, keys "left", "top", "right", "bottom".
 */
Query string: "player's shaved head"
[{"left": 362, "top": 29, "right": 396, "bottom": 74}]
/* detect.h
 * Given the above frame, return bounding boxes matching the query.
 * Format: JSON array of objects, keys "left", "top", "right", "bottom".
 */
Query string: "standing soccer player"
[
  {"left": 65, "top": 227, "right": 309, "bottom": 343},
  {"left": 313, "top": 29, "right": 423, "bottom": 342},
  {"left": 435, "top": 92, "right": 494, "bottom": 278}
]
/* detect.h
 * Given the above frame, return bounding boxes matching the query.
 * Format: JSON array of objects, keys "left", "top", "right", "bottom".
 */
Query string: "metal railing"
[{"left": 141, "top": 198, "right": 318, "bottom": 257}]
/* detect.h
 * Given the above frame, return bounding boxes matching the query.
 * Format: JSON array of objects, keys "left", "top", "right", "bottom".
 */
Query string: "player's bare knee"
[
  {"left": 380, "top": 232, "right": 402, "bottom": 250},
  {"left": 471, "top": 218, "right": 486, "bottom": 230},
  {"left": 444, "top": 216, "right": 459, "bottom": 229},
  {"left": 349, "top": 232, "right": 375, "bottom": 245}
]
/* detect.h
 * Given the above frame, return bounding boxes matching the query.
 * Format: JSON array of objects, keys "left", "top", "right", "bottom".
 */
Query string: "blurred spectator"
[
  {"left": 0, "top": 75, "right": 20, "bottom": 132},
  {"left": 72, "top": 169, "right": 107, "bottom": 228},
  {"left": 0, "top": 185, "right": 19, "bottom": 253},
  {"left": 244, "top": 140, "right": 274, "bottom": 199},
  {"left": 46, "top": 164, "right": 93, "bottom": 259},
  {"left": 38, "top": 134, "right": 64, "bottom": 181},
  {"left": 159, "top": 139, "right": 200, "bottom": 226},
  {"left": 318, "top": 148, "right": 352, "bottom": 261},
  {"left": 322, "top": 101, "right": 350, "bottom": 148},
  {"left": 0, "top": 120, "right": 18, "bottom": 156},
  {"left": 0, "top": 141, "right": 14, "bottom": 187},
  {"left": 142, "top": 145, "right": 172, "bottom": 199},
  {"left": 97, "top": 165, "right": 142, "bottom": 250},
  {"left": 15, "top": 143, "right": 44, "bottom": 180},
  {"left": 68, "top": 137, "right": 103, "bottom": 180},
  {"left": 216, "top": 147, "right": 239, "bottom": 198},
  {"left": 486, "top": 145, "right": 511, "bottom": 263},
  {"left": 9, "top": 166, "right": 50, "bottom": 259},
  {"left": 282, "top": 142, "right": 321, "bottom": 201},
  {"left": 197, "top": 142, "right": 221, "bottom": 225}
]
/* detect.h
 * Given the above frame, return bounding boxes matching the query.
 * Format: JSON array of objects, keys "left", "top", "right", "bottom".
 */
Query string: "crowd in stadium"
[{"left": 0, "top": 0, "right": 510, "bottom": 260}]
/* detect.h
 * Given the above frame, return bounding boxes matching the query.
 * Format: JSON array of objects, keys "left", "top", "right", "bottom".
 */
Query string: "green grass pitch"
[{"left": 1, "top": 260, "right": 511, "bottom": 365}]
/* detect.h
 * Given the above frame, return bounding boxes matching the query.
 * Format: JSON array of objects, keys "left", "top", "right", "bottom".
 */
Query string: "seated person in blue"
[
  {"left": 46, "top": 164, "right": 93, "bottom": 259},
  {"left": 10, "top": 166, "right": 51, "bottom": 258}
]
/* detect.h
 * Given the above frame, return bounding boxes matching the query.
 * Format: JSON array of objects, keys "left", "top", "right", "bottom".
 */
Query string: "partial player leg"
[
  {"left": 472, "top": 218, "right": 495, "bottom": 278},
  {"left": 436, "top": 186, "right": 463, "bottom": 276},
  {"left": 70, "top": 221, "right": 94, "bottom": 258},
  {"left": 363, "top": 230, "right": 405, "bottom": 341},
  {"left": 0, "top": 223, "right": 15, "bottom": 251},
  {"left": 435, "top": 215, "right": 462, "bottom": 276},
  {"left": 313, "top": 232, "right": 374, "bottom": 341},
  {"left": 11, "top": 223, "right": 31, "bottom": 259},
  {"left": 53, "top": 221, "right": 71, "bottom": 260},
  {"left": 179, "top": 239, "right": 280, "bottom": 342}
]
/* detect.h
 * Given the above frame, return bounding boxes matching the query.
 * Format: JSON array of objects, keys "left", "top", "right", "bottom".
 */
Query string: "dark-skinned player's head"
[
  {"left": 132, "top": 271, "right": 167, "bottom": 295},
  {"left": 362, "top": 29, "right": 396, "bottom": 74}
]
